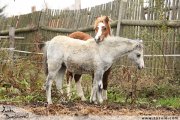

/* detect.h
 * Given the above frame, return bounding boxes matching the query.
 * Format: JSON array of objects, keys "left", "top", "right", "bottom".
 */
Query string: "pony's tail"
[
  {"left": 38, "top": 42, "right": 48, "bottom": 76},
  {"left": 38, "top": 42, "right": 46, "bottom": 50},
  {"left": 43, "top": 45, "right": 48, "bottom": 76}
]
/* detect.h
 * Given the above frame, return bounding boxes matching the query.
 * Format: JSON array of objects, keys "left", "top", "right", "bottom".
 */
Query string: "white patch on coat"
[{"left": 95, "top": 22, "right": 105, "bottom": 40}]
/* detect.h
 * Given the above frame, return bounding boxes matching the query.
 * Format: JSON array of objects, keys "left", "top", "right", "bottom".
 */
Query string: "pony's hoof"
[
  {"left": 103, "top": 97, "right": 107, "bottom": 101},
  {"left": 90, "top": 97, "right": 98, "bottom": 104},
  {"left": 81, "top": 97, "right": 87, "bottom": 101},
  {"left": 48, "top": 101, "right": 52, "bottom": 105},
  {"left": 98, "top": 98, "right": 103, "bottom": 104},
  {"left": 68, "top": 96, "right": 72, "bottom": 100},
  {"left": 60, "top": 90, "right": 64, "bottom": 94},
  {"left": 89, "top": 97, "right": 95, "bottom": 103},
  {"left": 102, "top": 90, "right": 107, "bottom": 100},
  {"left": 102, "top": 94, "right": 107, "bottom": 100},
  {"left": 94, "top": 101, "right": 98, "bottom": 104},
  {"left": 89, "top": 98, "right": 92, "bottom": 103},
  {"left": 67, "top": 92, "right": 72, "bottom": 100},
  {"left": 57, "top": 89, "right": 64, "bottom": 95},
  {"left": 43, "top": 84, "right": 46, "bottom": 90},
  {"left": 90, "top": 99, "right": 98, "bottom": 104}
]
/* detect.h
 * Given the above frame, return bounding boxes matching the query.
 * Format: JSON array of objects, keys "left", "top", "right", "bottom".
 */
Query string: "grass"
[
  {"left": 107, "top": 88, "right": 126, "bottom": 103},
  {"left": 107, "top": 84, "right": 180, "bottom": 109},
  {"left": 156, "top": 97, "right": 180, "bottom": 109}
]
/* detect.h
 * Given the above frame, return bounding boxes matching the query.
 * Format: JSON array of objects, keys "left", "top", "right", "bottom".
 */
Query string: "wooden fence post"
[
  {"left": 9, "top": 27, "right": 15, "bottom": 65},
  {"left": 116, "top": 0, "right": 127, "bottom": 36}
]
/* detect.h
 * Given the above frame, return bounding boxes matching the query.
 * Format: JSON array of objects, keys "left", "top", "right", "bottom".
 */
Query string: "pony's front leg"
[
  {"left": 97, "top": 73, "right": 103, "bottom": 104},
  {"left": 90, "top": 71, "right": 104, "bottom": 104},
  {"left": 90, "top": 78, "right": 97, "bottom": 104}
]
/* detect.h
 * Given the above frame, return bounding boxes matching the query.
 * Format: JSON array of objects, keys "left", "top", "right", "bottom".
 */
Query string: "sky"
[{"left": 0, "top": 0, "right": 113, "bottom": 17}]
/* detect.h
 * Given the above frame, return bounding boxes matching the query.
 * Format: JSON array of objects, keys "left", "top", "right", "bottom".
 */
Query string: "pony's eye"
[
  {"left": 103, "top": 27, "right": 107, "bottom": 30},
  {"left": 95, "top": 27, "right": 98, "bottom": 31},
  {"left": 137, "top": 54, "right": 141, "bottom": 58}
]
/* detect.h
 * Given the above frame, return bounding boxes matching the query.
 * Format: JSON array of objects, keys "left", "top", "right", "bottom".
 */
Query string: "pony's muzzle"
[
  {"left": 138, "top": 65, "right": 144, "bottom": 70},
  {"left": 94, "top": 38, "right": 100, "bottom": 43}
]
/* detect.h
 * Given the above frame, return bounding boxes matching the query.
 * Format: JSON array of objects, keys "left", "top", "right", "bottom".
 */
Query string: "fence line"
[
  {"left": 0, "top": 0, "right": 179, "bottom": 77},
  {"left": 0, "top": 27, "right": 38, "bottom": 35},
  {"left": 1, "top": 57, "right": 180, "bottom": 72},
  {"left": 1, "top": 20, "right": 179, "bottom": 35}
]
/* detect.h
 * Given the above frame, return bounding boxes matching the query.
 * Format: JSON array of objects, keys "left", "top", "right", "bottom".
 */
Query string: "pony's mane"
[
  {"left": 94, "top": 16, "right": 111, "bottom": 30},
  {"left": 103, "top": 36, "right": 132, "bottom": 44},
  {"left": 102, "top": 36, "right": 143, "bottom": 48}
]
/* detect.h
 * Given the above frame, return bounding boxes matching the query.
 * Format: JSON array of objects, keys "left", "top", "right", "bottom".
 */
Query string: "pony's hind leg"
[
  {"left": 46, "top": 74, "right": 53, "bottom": 104},
  {"left": 74, "top": 74, "right": 86, "bottom": 101},
  {"left": 46, "top": 61, "right": 62, "bottom": 104},
  {"left": 102, "top": 68, "right": 111, "bottom": 100},
  {"left": 55, "top": 65, "right": 66, "bottom": 94}
]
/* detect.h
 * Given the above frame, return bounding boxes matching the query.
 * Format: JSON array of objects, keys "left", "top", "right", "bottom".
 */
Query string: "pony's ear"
[
  {"left": 135, "top": 44, "right": 143, "bottom": 49},
  {"left": 94, "top": 16, "right": 99, "bottom": 29},
  {"left": 139, "top": 39, "right": 143, "bottom": 43},
  {"left": 94, "top": 16, "right": 99, "bottom": 19},
  {"left": 105, "top": 16, "right": 110, "bottom": 23}
]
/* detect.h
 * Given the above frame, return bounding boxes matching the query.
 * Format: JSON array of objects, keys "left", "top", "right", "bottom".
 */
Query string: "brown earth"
[{"left": 20, "top": 101, "right": 179, "bottom": 116}]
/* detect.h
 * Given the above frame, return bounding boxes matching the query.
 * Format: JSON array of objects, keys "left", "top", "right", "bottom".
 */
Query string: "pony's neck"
[
  {"left": 99, "top": 36, "right": 135, "bottom": 62},
  {"left": 107, "top": 25, "right": 111, "bottom": 36},
  {"left": 104, "top": 24, "right": 111, "bottom": 37}
]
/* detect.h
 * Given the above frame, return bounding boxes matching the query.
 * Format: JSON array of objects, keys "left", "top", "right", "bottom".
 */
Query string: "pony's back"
[{"left": 69, "top": 31, "right": 92, "bottom": 40}]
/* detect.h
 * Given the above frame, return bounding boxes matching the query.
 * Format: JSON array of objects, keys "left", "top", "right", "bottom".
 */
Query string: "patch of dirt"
[{"left": 21, "top": 101, "right": 179, "bottom": 116}]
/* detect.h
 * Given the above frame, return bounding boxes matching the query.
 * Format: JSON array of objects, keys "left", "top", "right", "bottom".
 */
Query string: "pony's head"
[
  {"left": 128, "top": 40, "right": 144, "bottom": 70},
  {"left": 94, "top": 16, "right": 111, "bottom": 43}
]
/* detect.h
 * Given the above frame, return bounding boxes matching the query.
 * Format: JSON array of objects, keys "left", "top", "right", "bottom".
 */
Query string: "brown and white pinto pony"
[
  {"left": 67, "top": 16, "right": 111, "bottom": 101},
  {"left": 94, "top": 16, "right": 111, "bottom": 42}
]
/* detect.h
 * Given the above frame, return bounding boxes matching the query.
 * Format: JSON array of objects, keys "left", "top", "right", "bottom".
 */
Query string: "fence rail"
[
  {"left": 0, "top": 36, "right": 25, "bottom": 40},
  {"left": 1, "top": 20, "right": 180, "bottom": 35},
  {"left": 0, "top": 27, "right": 38, "bottom": 35},
  {"left": 2, "top": 47, "right": 180, "bottom": 57}
]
